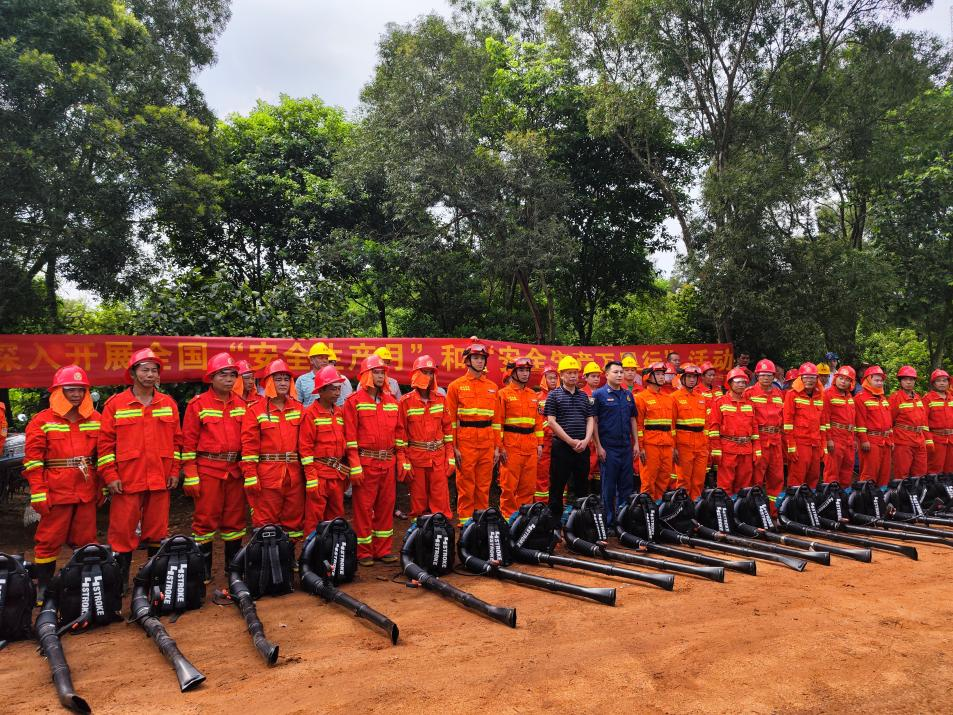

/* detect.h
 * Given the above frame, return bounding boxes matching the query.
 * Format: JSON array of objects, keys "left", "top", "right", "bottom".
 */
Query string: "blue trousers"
[{"left": 600, "top": 445, "right": 635, "bottom": 527}]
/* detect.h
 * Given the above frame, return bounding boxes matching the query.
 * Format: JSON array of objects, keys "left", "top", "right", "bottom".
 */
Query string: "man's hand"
[
  {"left": 498, "top": 448, "right": 508, "bottom": 465},
  {"left": 672, "top": 447, "right": 680, "bottom": 466},
  {"left": 597, "top": 445, "right": 607, "bottom": 462},
  {"left": 166, "top": 472, "right": 180, "bottom": 490},
  {"left": 860, "top": 441, "right": 871, "bottom": 453},
  {"left": 108, "top": 479, "right": 123, "bottom": 495},
  {"left": 826, "top": 440, "right": 835, "bottom": 455},
  {"left": 537, "top": 445, "right": 543, "bottom": 460},
  {"left": 639, "top": 448, "right": 647, "bottom": 465},
  {"left": 572, "top": 439, "right": 586, "bottom": 453},
  {"left": 454, "top": 447, "right": 463, "bottom": 466}
]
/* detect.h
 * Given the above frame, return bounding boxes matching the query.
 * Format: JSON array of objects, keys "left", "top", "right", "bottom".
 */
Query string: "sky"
[{"left": 195, "top": 1, "right": 953, "bottom": 276}]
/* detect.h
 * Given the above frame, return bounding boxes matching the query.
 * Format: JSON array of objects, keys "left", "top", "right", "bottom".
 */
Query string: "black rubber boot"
[
  {"left": 223, "top": 539, "right": 242, "bottom": 577},
  {"left": 33, "top": 561, "right": 56, "bottom": 607},
  {"left": 115, "top": 551, "right": 133, "bottom": 596},
  {"left": 200, "top": 541, "right": 213, "bottom": 583}
]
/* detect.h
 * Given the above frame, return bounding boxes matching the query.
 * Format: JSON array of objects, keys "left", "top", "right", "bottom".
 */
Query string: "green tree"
[{"left": 0, "top": 0, "right": 228, "bottom": 330}]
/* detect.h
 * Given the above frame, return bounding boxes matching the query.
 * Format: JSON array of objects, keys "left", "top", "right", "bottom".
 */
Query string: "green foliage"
[{"left": 858, "top": 327, "right": 932, "bottom": 392}]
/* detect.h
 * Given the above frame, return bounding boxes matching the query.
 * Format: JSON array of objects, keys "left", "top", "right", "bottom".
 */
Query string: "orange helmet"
[
  {"left": 312, "top": 365, "right": 346, "bottom": 393},
  {"left": 513, "top": 356, "right": 534, "bottom": 370},
  {"left": 204, "top": 352, "right": 237, "bottom": 383},
  {"left": 754, "top": 359, "right": 776, "bottom": 375},
  {"left": 725, "top": 367, "right": 748, "bottom": 384},
  {"left": 541, "top": 361, "right": 558, "bottom": 375},
  {"left": 798, "top": 362, "right": 818, "bottom": 377},
  {"left": 784, "top": 369, "right": 798, "bottom": 382},
  {"left": 236, "top": 359, "right": 254, "bottom": 376},
  {"left": 700, "top": 361, "right": 716, "bottom": 375},
  {"left": 897, "top": 365, "right": 918, "bottom": 379},
  {"left": 261, "top": 358, "right": 293, "bottom": 381},
  {"left": 642, "top": 361, "right": 666, "bottom": 377},
  {"left": 413, "top": 354, "right": 436, "bottom": 371},
  {"left": 361, "top": 354, "right": 387, "bottom": 373},
  {"left": 680, "top": 363, "right": 702, "bottom": 375},
  {"left": 126, "top": 348, "right": 163, "bottom": 383},
  {"left": 863, "top": 365, "right": 884, "bottom": 379},
  {"left": 51, "top": 365, "right": 90, "bottom": 389},
  {"left": 931, "top": 368, "right": 950, "bottom": 382}
]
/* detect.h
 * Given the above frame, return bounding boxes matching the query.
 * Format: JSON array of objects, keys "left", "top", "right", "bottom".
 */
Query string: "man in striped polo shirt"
[{"left": 544, "top": 356, "right": 595, "bottom": 521}]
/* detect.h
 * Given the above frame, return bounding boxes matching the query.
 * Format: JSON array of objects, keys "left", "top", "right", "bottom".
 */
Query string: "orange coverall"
[
  {"left": 890, "top": 390, "right": 931, "bottom": 478},
  {"left": 240, "top": 397, "right": 305, "bottom": 540},
  {"left": 783, "top": 384, "right": 829, "bottom": 489},
  {"left": 824, "top": 385, "right": 857, "bottom": 487},
  {"left": 744, "top": 383, "right": 785, "bottom": 509},
  {"left": 671, "top": 386, "right": 708, "bottom": 499},
  {"left": 397, "top": 389, "right": 454, "bottom": 518},
  {"left": 299, "top": 400, "right": 348, "bottom": 532},
  {"left": 924, "top": 389, "right": 953, "bottom": 474},
  {"left": 535, "top": 386, "right": 552, "bottom": 502},
  {"left": 634, "top": 388, "right": 675, "bottom": 500},
  {"left": 854, "top": 385, "right": 893, "bottom": 487},
  {"left": 497, "top": 382, "right": 544, "bottom": 517},
  {"left": 707, "top": 394, "right": 760, "bottom": 494},
  {"left": 446, "top": 372, "right": 501, "bottom": 525},
  {"left": 24, "top": 408, "right": 101, "bottom": 562}
]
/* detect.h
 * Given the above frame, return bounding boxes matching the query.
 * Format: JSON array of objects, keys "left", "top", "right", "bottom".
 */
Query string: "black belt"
[
  {"left": 503, "top": 425, "right": 534, "bottom": 435},
  {"left": 675, "top": 425, "right": 704, "bottom": 432},
  {"left": 459, "top": 419, "right": 493, "bottom": 428},
  {"left": 645, "top": 424, "right": 672, "bottom": 431}
]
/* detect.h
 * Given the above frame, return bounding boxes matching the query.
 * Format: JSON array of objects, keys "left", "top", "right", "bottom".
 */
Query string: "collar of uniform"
[
  {"left": 120, "top": 386, "right": 162, "bottom": 407},
  {"left": 204, "top": 387, "right": 238, "bottom": 407},
  {"left": 266, "top": 396, "right": 300, "bottom": 412},
  {"left": 311, "top": 400, "right": 336, "bottom": 415},
  {"left": 357, "top": 386, "right": 394, "bottom": 403}
]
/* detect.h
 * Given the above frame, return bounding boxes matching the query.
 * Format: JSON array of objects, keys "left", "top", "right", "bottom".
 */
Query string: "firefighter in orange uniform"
[
  {"left": 237, "top": 359, "right": 258, "bottom": 403},
  {"left": 582, "top": 362, "right": 602, "bottom": 493},
  {"left": 181, "top": 352, "right": 248, "bottom": 581},
  {"left": 745, "top": 359, "right": 785, "bottom": 511},
  {"left": 497, "top": 357, "right": 544, "bottom": 518},
  {"left": 397, "top": 355, "right": 454, "bottom": 519},
  {"left": 344, "top": 355, "right": 402, "bottom": 565},
  {"left": 854, "top": 365, "right": 893, "bottom": 488},
  {"left": 671, "top": 363, "right": 708, "bottom": 499},
  {"left": 634, "top": 362, "right": 676, "bottom": 500},
  {"left": 299, "top": 365, "right": 349, "bottom": 533},
  {"left": 890, "top": 365, "right": 931, "bottom": 479},
  {"left": 824, "top": 366, "right": 858, "bottom": 487},
  {"left": 24, "top": 365, "right": 101, "bottom": 603},
  {"left": 700, "top": 362, "right": 724, "bottom": 401},
  {"left": 661, "top": 363, "right": 678, "bottom": 395},
  {"left": 925, "top": 369, "right": 953, "bottom": 477},
  {"left": 98, "top": 348, "right": 181, "bottom": 590},
  {"left": 707, "top": 367, "right": 760, "bottom": 495},
  {"left": 445, "top": 339, "right": 501, "bottom": 525},
  {"left": 783, "top": 363, "right": 831, "bottom": 490},
  {"left": 240, "top": 359, "right": 305, "bottom": 543},
  {"left": 535, "top": 362, "right": 558, "bottom": 503}
]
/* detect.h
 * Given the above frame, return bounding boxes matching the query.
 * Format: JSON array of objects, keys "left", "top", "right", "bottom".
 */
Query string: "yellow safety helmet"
[
  {"left": 327, "top": 348, "right": 339, "bottom": 363},
  {"left": 621, "top": 355, "right": 638, "bottom": 369},
  {"left": 816, "top": 362, "right": 831, "bottom": 376},
  {"left": 308, "top": 341, "right": 330, "bottom": 357},
  {"left": 374, "top": 346, "right": 393, "bottom": 361},
  {"left": 557, "top": 356, "right": 581, "bottom": 372},
  {"left": 583, "top": 361, "right": 601, "bottom": 376}
]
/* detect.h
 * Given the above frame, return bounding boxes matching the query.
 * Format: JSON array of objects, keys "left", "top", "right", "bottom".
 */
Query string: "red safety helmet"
[
  {"left": 413, "top": 354, "right": 436, "bottom": 371},
  {"left": 725, "top": 367, "right": 748, "bottom": 384},
  {"left": 51, "top": 365, "right": 90, "bottom": 389},
  {"left": 204, "top": 352, "right": 237, "bottom": 383},
  {"left": 542, "top": 361, "right": 558, "bottom": 375},
  {"left": 512, "top": 356, "right": 534, "bottom": 370},
  {"left": 784, "top": 369, "right": 798, "bottom": 382},
  {"left": 754, "top": 359, "right": 776, "bottom": 375},
  {"left": 897, "top": 365, "right": 918, "bottom": 379},
  {"left": 834, "top": 366, "right": 856, "bottom": 380},
  {"left": 126, "top": 348, "right": 164, "bottom": 383},
  {"left": 360, "top": 354, "right": 388, "bottom": 373},
  {"left": 863, "top": 365, "right": 884, "bottom": 379},
  {"left": 261, "top": 358, "right": 293, "bottom": 382},
  {"left": 930, "top": 368, "right": 949, "bottom": 382},
  {"left": 664, "top": 362, "right": 677, "bottom": 375},
  {"left": 312, "top": 365, "right": 346, "bottom": 393},
  {"left": 700, "top": 361, "right": 716, "bottom": 375},
  {"left": 642, "top": 361, "right": 666, "bottom": 377},
  {"left": 462, "top": 338, "right": 489, "bottom": 360},
  {"left": 680, "top": 363, "right": 702, "bottom": 376},
  {"left": 798, "top": 362, "right": 818, "bottom": 377},
  {"left": 236, "top": 359, "right": 254, "bottom": 376}
]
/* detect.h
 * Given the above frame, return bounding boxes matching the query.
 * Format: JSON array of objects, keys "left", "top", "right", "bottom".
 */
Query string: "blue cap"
[{"left": 825, "top": 351, "right": 839, "bottom": 361}]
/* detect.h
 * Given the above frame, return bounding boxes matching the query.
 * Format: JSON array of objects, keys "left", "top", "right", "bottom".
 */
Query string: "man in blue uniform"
[{"left": 591, "top": 360, "right": 639, "bottom": 528}]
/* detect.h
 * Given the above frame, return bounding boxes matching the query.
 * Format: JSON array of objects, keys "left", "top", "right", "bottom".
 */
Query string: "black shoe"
[
  {"left": 33, "top": 561, "right": 56, "bottom": 607},
  {"left": 114, "top": 551, "right": 133, "bottom": 596},
  {"left": 223, "top": 539, "right": 242, "bottom": 577},
  {"left": 199, "top": 541, "right": 213, "bottom": 583}
]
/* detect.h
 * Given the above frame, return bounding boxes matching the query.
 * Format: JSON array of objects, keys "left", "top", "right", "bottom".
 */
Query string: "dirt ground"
[{"left": 3, "top": 484, "right": 953, "bottom": 715}]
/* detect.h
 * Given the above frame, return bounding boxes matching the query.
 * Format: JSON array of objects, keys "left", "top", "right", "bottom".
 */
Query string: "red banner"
[{"left": 0, "top": 335, "right": 733, "bottom": 388}]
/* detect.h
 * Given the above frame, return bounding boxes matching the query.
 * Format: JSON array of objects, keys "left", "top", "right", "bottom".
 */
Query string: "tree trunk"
[
  {"left": 515, "top": 268, "right": 544, "bottom": 344},
  {"left": 376, "top": 296, "right": 389, "bottom": 338},
  {"left": 45, "top": 249, "right": 60, "bottom": 330}
]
